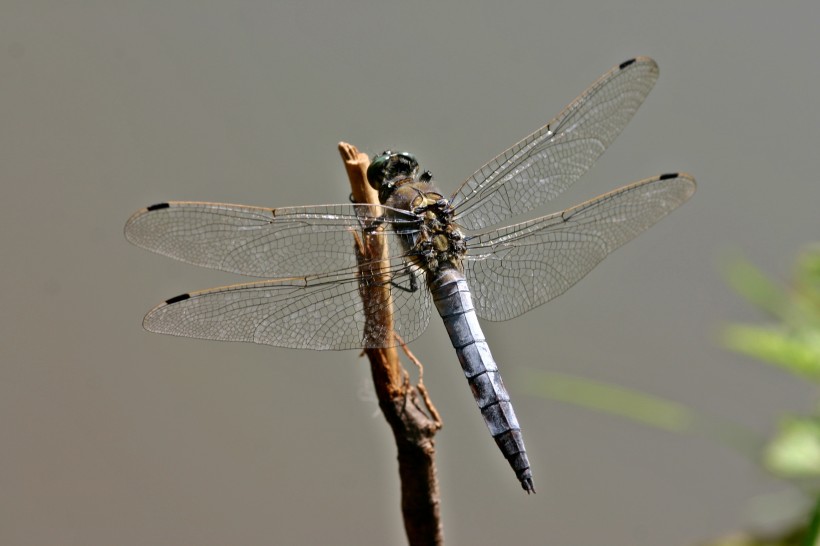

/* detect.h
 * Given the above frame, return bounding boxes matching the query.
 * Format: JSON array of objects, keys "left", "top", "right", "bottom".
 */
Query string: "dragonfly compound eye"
[{"left": 367, "top": 151, "right": 419, "bottom": 191}]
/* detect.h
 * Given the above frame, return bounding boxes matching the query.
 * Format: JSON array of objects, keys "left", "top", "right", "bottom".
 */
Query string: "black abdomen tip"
[{"left": 165, "top": 293, "right": 191, "bottom": 305}]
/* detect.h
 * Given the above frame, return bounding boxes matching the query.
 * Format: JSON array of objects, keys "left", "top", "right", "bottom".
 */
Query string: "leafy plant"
[
  {"left": 519, "top": 246, "right": 820, "bottom": 545},
  {"left": 723, "top": 248, "right": 820, "bottom": 486}
]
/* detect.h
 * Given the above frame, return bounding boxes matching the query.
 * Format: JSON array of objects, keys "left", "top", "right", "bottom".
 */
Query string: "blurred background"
[{"left": 3, "top": 1, "right": 820, "bottom": 545}]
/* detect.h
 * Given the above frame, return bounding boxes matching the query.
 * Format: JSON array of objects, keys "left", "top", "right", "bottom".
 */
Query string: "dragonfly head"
[{"left": 367, "top": 151, "right": 419, "bottom": 200}]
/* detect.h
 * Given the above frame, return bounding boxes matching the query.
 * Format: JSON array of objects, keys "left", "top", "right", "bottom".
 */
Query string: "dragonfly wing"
[
  {"left": 142, "top": 258, "right": 432, "bottom": 350},
  {"left": 452, "top": 57, "right": 659, "bottom": 230},
  {"left": 464, "top": 173, "right": 696, "bottom": 321},
  {"left": 125, "top": 201, "right": 418, "bottom": 278}
]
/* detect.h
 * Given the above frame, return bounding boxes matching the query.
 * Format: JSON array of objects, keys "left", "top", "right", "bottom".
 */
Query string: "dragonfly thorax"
[
  {"left": 398, "top": 187, "right": 466, "bottom": 274},
  {"left": 367, "top": 151, "right": 466, "bottom": 272}
]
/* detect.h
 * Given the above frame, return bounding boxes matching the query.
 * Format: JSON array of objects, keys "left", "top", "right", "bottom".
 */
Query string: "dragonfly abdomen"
[{"left": 429, "top": 269, "right": 535, "bottom": 493}]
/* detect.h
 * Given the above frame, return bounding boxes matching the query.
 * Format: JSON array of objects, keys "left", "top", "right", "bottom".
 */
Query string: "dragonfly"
[{"left": 125, "top": 57, "right": 695, "bottom": 493}]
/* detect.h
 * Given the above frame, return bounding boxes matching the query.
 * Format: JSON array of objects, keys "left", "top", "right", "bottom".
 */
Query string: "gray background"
[{"left": 2, "top": 1, "right": 818, "bottom": 545}]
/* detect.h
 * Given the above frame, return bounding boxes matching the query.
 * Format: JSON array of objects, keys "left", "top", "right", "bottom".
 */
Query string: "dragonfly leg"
[
  {"left": 388, "top": 266, "right": 419, "bottom": 293},
  {"left": 361, "top": 216, "right": 387, "bottom": 235}
]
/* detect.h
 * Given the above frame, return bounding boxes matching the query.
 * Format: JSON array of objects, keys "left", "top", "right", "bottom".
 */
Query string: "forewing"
[
  {"left": 142, "top": 259, "right": 432, "bottom": 350},
  {"left": 452, "top": 57, "right": 659, "bottom": 230},
  {"left": 125, "top": 201, "right": 418, "bottom": 277},
  {"left": 464, "top": 173, "right": 696, "bottom": 321}
]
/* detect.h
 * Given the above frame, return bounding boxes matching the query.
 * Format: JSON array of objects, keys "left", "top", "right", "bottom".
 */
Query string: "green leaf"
[
  {"left": 722, "top": 325, "right": 820, "bottom": 380},
  {"left": 517, "top": 369, "right": 694, "bottom": 432},
  {"left": 796, "top": 248, "right": 820, "bottom": 321},
  {"left": 766, "top": 418, "right": 820, "bottom": 478},
  {"left": 722, "top": 255, "right": 789, "bottom": 318},
  {"left": 517, "top": 369, "right": 761, "bottom": 458},
  {"left": 802, "top": 493, "right": 820, "bottom": 546},
  {"left": 797, "top": 248, "right": 820, "bottom": 288}
]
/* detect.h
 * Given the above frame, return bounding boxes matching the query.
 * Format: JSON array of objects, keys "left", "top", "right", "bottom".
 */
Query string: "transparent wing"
[
  {"left": 464, "top": 173, "right": 696, "bottom": 321},
  {"left": 143, "top": 258, "right": 431, "bottom": 350},
  {"left": 125, "top": 201, "right": 419, "bottom": 278},
  {"left": 451, "top": 57, "right": 659, "bottom": 230}
]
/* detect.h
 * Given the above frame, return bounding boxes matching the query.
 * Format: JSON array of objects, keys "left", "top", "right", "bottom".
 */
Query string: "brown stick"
[{"left": 338, "top": 142, "right": 444, "bottom": 546}]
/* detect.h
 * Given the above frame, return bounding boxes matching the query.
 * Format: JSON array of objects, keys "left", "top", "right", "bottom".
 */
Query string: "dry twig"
[{"left": 338, "top": 142, "right": 444, "bottom": 546}]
